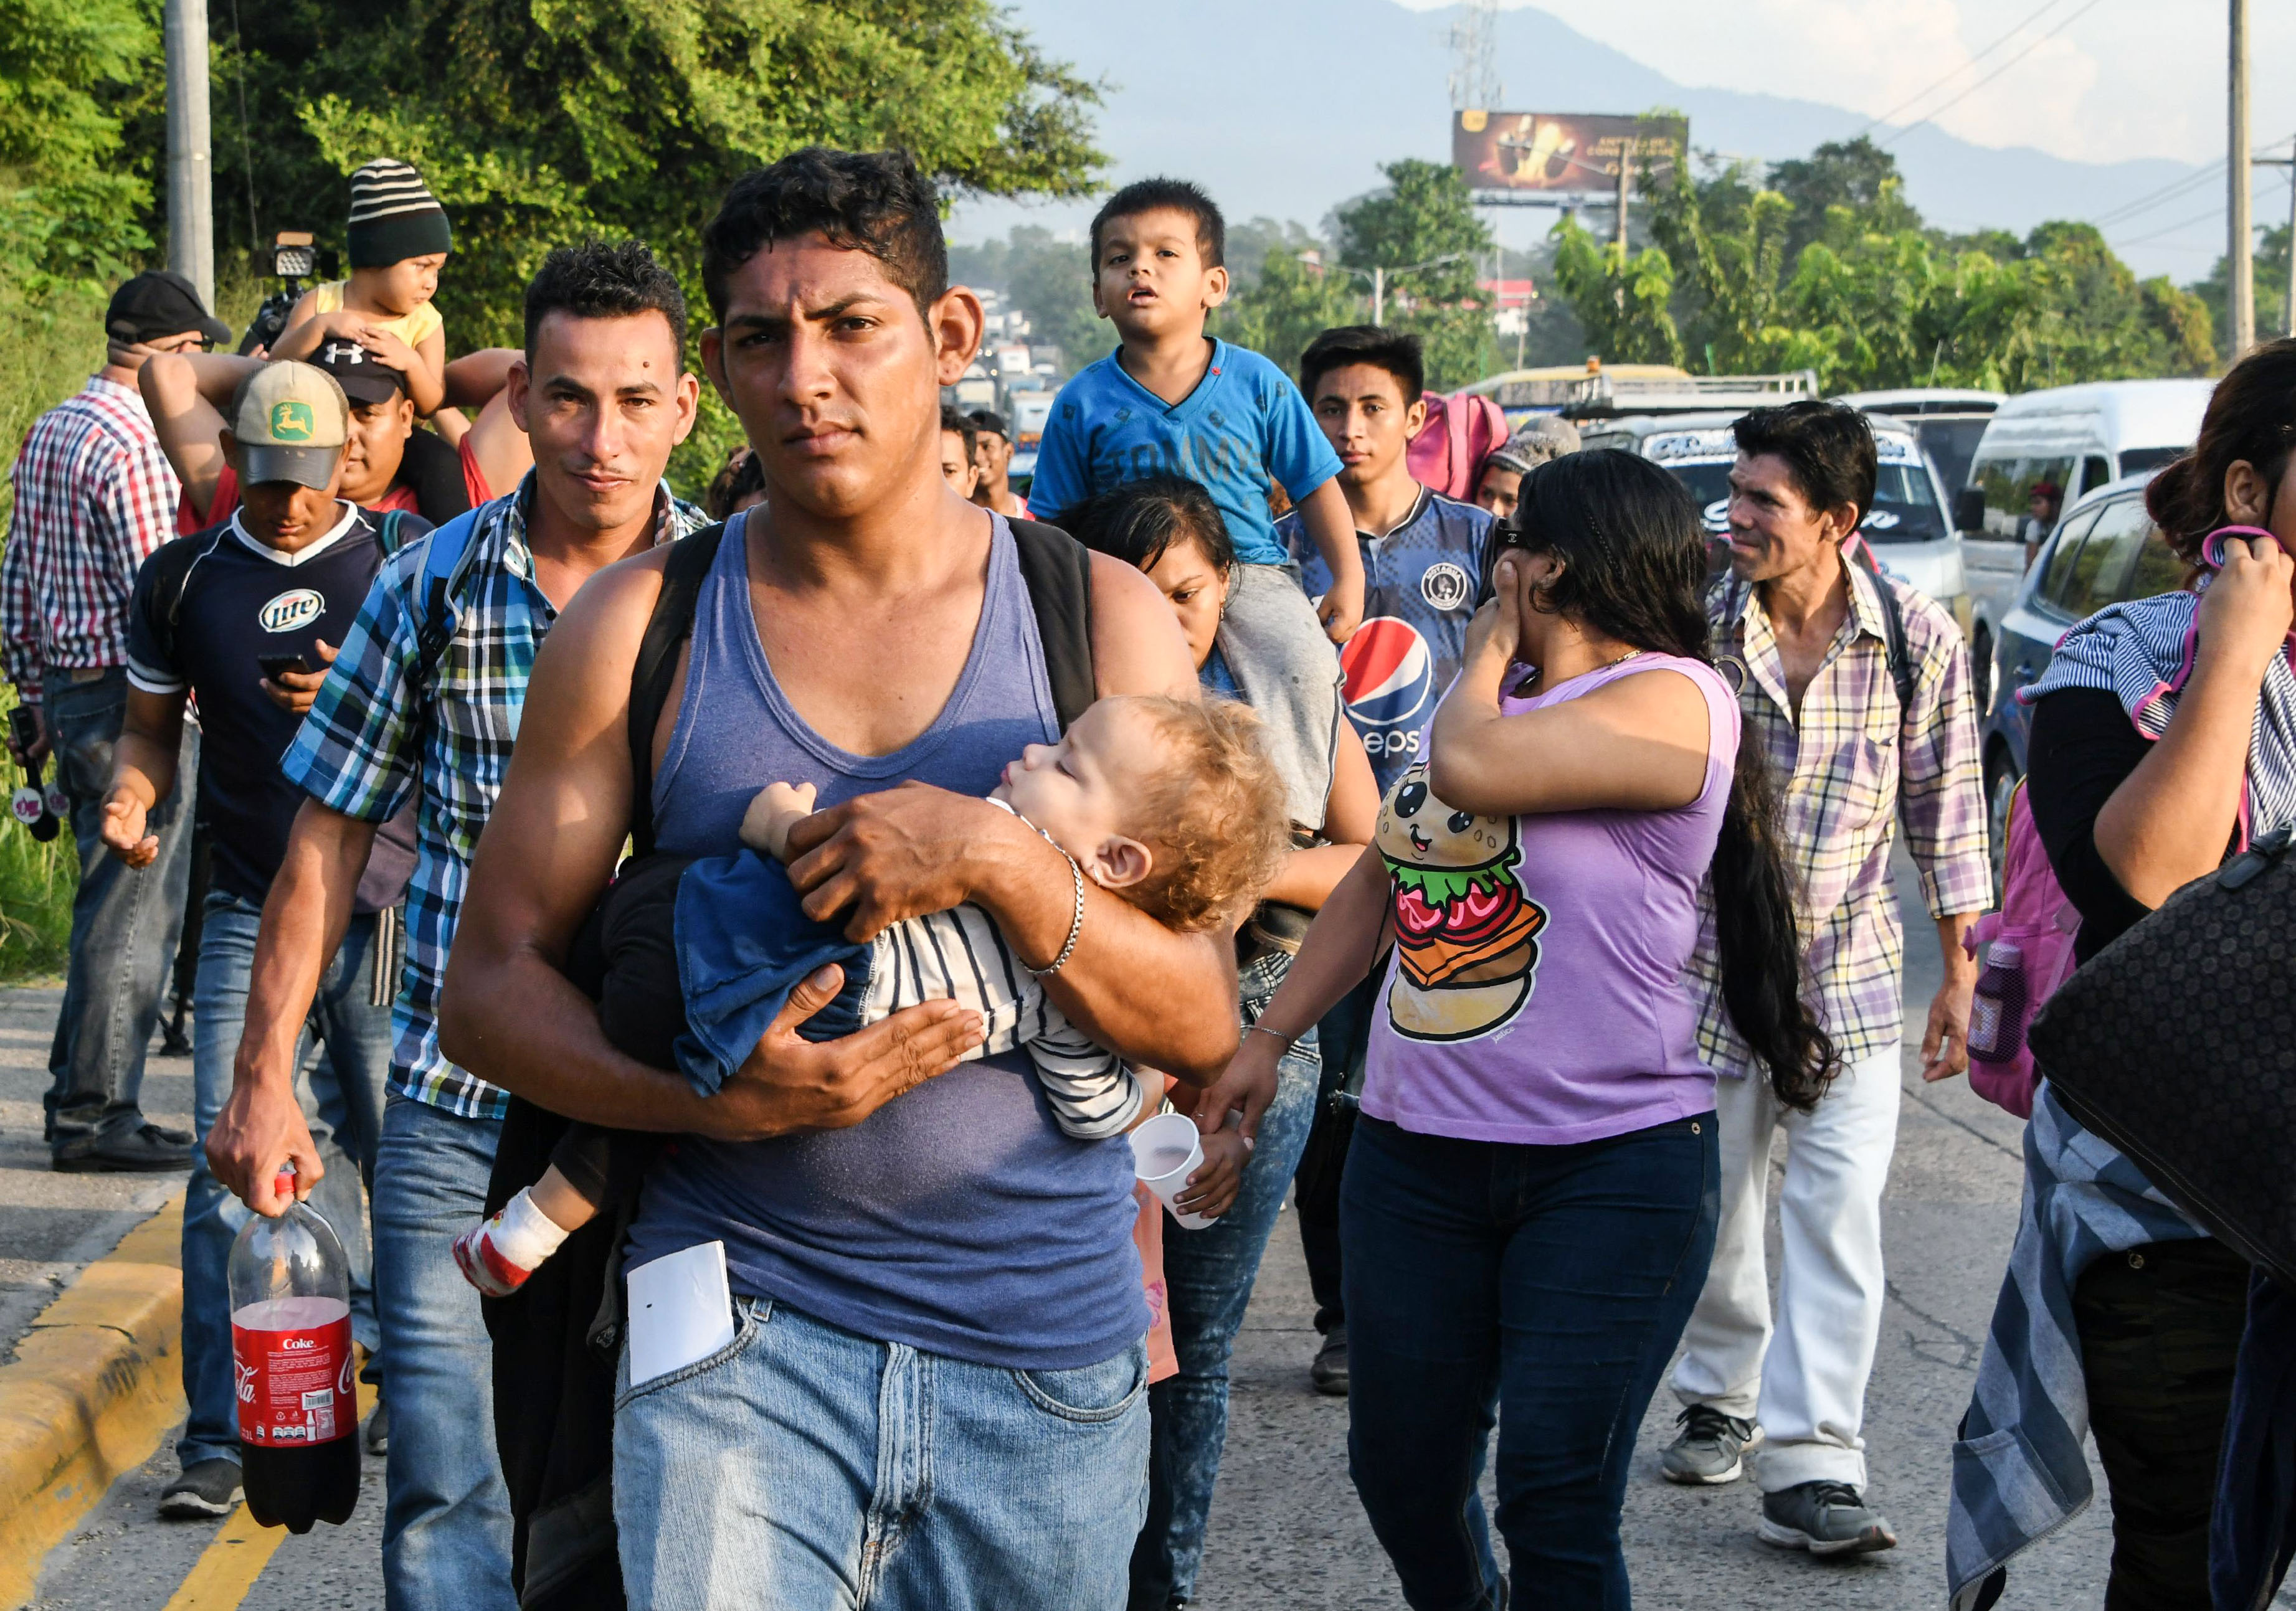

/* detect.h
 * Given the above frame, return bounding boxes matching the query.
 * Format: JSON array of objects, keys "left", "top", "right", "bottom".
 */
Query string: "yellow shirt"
[{"left": 309, "top": 280, "right": 444, "bottom": 351}]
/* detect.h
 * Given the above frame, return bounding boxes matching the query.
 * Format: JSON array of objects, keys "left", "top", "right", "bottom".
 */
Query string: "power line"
[
  {"left": 2091, "top": 159, "right": 2227, "bottom": 229},
  {"left": 1880, "top": 0, "right": 2114, "bottom": 150},
  {"left": 1854, "top": 0, "right": 2072, "bottom": 139}
]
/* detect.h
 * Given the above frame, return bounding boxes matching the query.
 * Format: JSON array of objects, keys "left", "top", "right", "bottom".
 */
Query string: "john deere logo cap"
[{"left": 227, "top": 361, "right": 349, "bottom": 491}]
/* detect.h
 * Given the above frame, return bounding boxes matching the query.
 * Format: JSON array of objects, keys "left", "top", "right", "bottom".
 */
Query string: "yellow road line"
[{"left": 159, "top": 1375, "right": 381, "bottom": 1611}]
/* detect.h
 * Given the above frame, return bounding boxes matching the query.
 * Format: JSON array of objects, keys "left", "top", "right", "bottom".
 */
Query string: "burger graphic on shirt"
[{"left": 1377, "top": 762, "right": 1545, "bottom": 1042}]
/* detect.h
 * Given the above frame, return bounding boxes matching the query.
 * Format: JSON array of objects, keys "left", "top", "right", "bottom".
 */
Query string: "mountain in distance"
[{"left": 949, "top": 0, "right": 2210, "bottom": 280}]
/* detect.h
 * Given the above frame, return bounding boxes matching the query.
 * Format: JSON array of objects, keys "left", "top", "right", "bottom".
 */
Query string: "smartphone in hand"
[{"left": 257, "top": 653, "right": 313, "bottom": 683}]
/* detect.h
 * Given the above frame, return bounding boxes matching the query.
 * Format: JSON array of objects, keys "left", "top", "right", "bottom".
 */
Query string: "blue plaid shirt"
[{"left": 280, "top": 476, "right": 706, "bottom": 1118}]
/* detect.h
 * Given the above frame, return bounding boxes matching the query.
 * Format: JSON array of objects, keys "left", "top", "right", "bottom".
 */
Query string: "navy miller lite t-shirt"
[
  {"left": 126, "top": 504, "right": 430, "bottom": 904},
  {"left": 1281, "top": 486, "right": 1494, "bottom": 795}
]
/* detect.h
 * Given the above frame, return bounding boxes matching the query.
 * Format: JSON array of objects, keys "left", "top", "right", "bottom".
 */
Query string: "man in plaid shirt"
[
  {"left": 1664, "top": 402, "right": 1990, "bottom": 1556},
  {"left": 1, "top": 272, "right": 225, "bottom": 1171},
  {"left": 202, "top": 242, "right": 702, "bottom": 1611}
]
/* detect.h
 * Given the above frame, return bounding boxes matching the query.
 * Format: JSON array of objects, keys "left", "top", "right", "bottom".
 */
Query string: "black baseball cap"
[
  {"left": 104, "top": 271, "right": 230, "bottom": 348},
  {"left": 969, "top": 409, "right": 1010, "bottom": 440},
  {"left": 310, "top": 338, "right": 409, "bottom": 405}
]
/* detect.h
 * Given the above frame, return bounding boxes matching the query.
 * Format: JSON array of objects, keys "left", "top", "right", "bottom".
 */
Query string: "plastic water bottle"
[
  {"left": 228, "top": 1169, "right": 359, "bottom": 1532},
  {"left": 1968, "top": 939, "right": 2029, "bottom": 1064}
]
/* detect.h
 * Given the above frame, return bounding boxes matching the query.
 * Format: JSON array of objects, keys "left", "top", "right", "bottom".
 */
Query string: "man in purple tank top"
[{"left": 444, "top": 150, "right": 1238, "bottom": 1611}]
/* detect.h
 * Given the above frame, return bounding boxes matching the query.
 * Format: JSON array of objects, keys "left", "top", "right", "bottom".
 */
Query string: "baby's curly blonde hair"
[{"left": 1116, "top": 695, "right": 1293, "bottom": 933}]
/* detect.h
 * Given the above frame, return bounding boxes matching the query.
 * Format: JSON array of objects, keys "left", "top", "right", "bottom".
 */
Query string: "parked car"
[
  {"left": 1578, "top": 409, "right": 1971, "bottom": 632},
  {"left": 1834, "top": 387, "right": 2006, "bottom": 504},
  {"left": 1979, "top": 473, "right": 2190, "bottom": 887}
]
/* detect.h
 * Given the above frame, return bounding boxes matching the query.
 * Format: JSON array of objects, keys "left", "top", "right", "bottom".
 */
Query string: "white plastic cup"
[{"left": 1130, "top": 1112, "right": 1214, "bottom": 1231}]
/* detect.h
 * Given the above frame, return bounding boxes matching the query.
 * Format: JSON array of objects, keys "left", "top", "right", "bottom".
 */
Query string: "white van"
[
  {"left": 1834, "top": 388, "right": 2006, "bottom": 499},
  {"left": 1957, "top": 379, "right": 2214, "bottom": 543}
]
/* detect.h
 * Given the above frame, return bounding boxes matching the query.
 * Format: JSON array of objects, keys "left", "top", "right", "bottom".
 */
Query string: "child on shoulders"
[
  {"left": 272, "top": 158, "right": 450, "bottom": 417},
  {"left": 1027, "top": 178, "right": 1365, "bottom": 644}
]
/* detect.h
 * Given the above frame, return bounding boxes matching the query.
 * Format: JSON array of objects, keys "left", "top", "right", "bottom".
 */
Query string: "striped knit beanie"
[{"left": 346, "top": 158, "right": 453, "bottom": 269}]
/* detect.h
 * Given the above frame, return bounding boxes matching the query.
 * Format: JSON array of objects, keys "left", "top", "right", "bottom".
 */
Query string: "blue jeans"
[
  {"left": 373, "top": 1091, "right": 515, "bottom": 1611},
  {"left": 41, "top": 668, "right": 196, "bottom": 1146},
  {"left": 1130, "top": 947, "right": 1321, "bottom": 1609},
  {"left": 615, "top": 1297, "right": 1150, "bottom": 1610},
  {"left": 1342, "top": 1112, "right": 1720, "bottom": 1611},
  {"left": 178, "top": 893, "right": 389, "bottom": 1469}
]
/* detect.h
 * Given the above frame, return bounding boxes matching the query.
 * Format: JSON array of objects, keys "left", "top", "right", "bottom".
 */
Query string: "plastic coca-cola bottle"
[
  {"left": 229, "top": 1168, "right": 359, "bottom": 1533},
  {"left": 1968, "top": 938, "right": 2030, "bottom": 1064}
]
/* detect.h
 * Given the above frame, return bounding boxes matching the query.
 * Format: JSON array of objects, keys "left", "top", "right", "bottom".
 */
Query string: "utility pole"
[
  {"left": 1372, "top": 266, "right": 1385, "bottom": 326},
  {"left": 2251, "top": 142, "right": 2296, "bottom": 338},
  {"left": 1616, "top": 152, "right": 1631, "bottom": 252},
  {"left": 164, "top": 0, "right": 214, "bottom": 311},
  {"left": 2230, "top": 0, "right": 2254, "bottom": 356}
]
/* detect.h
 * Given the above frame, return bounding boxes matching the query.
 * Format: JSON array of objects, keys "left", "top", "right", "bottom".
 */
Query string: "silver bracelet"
[
  {"left": 1246, "top": 1023, "right": 1299, "bottom": 1051},
  {"left": 1021, "top": 830, "right": 1086, "bottom": 980}
]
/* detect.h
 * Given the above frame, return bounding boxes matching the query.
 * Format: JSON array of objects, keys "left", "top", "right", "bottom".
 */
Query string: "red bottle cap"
[{"left": 273, "top": 1165, "right": 296, "bottom": 1201}]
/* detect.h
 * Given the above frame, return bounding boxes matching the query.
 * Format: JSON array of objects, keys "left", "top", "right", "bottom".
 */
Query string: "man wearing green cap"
[{"left": 103, "top": 359, "right": 427, "bottom": 1520}]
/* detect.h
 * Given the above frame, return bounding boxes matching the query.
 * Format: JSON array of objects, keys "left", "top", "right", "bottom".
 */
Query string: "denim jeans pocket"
[
  {"left": 1010, "top": 1339, "right": 1149, "bottom": 1424},
  {"left": 614, "top": 1294, "right": 773, "bottom": 1410}
]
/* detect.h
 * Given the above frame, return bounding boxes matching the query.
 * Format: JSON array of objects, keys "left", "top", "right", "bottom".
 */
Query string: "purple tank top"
[
  {"left": 623, "top": 509, "right": 1146, "bottom": 1369},
  {"left": 1361, "top": 653, "right": 1739, "bottom": 1145}
]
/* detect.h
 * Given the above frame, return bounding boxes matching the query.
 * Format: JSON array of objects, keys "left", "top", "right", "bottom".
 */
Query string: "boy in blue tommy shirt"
[{"left": 1029, "top": 179, "right": 1365, "bottom": 642}]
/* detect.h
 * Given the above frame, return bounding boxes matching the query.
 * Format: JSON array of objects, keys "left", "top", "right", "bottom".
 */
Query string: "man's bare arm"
[
  {"left": 208, "top": 800, "right": 376, "bottom": 1214},
  {"left": 141, "top": 352, "right": 259, "bottom": 519},
  {"left": 439, "top": 552, "right": 985, "bottom": 1138}
]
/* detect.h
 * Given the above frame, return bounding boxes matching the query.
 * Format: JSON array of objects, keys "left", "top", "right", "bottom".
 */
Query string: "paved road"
[{"left": 16, "top": 846, "right": 2285, "bottom": 1609}]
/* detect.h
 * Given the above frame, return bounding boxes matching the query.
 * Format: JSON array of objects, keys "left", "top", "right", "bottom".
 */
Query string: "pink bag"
[
  {"left": 1963, "top": 783, "right": 2080, "bottom": 1118},
  {"left": 1407, "top": 390, "right": 1511, "bottom": 501}
]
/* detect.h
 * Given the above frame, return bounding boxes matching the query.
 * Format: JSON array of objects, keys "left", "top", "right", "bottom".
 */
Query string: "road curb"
[{"left": 0, "top": 1191, "right": 186, "bottom": 1610}]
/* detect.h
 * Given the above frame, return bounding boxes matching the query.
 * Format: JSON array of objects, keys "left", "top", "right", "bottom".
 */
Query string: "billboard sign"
[{"left": 1453, "top": 111, "right": 1687, "bottom": 194}]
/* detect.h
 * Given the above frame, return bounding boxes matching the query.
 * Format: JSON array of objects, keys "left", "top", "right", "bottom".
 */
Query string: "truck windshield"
[{"left": 1862, "top": 463, "right": 1949, "bottom": 544}]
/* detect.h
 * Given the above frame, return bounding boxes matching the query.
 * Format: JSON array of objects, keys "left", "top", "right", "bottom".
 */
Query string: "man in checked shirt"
[
  {"left": 1, "top": 272, "right": 227, "bottom": 1171},
  {"left": 1663, "top": 402, "right": 1990, "bottom": 1557}
]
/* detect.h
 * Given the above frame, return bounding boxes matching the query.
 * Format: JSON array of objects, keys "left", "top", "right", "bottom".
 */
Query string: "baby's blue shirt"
[{"left": 1028, "top": 339, "right": 1343, "bottom": 566}]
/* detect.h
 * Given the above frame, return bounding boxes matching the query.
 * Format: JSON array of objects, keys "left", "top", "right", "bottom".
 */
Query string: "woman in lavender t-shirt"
[{"left": 1220, "top": 451, "right": 1838, "bottom": 1607}]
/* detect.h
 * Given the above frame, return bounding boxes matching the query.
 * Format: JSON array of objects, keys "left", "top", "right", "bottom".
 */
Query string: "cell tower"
[{"left": 1448, "top": 0, "right": 1502, "bottom": 111}]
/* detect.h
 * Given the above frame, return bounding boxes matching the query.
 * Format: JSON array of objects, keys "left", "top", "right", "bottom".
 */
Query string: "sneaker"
[
  {"left": 158, "top": 1458, "right": 243, "bottom": 1519},
  {"left": 1310, "top": 1325, "right": 1349, "bottom": 1396},
  {"left": 1661, "top": 1404, "right": 1760, "bottom": 1485},
  {"left": 53, "top": 1123, "right": 197, "bottom": 1173},
  {"left": 363, "top": 1396, "right": 389, "bottom": 1456},
  {"left": 1758, "top": 1481, "right": 1899, "bottom": 1556}
]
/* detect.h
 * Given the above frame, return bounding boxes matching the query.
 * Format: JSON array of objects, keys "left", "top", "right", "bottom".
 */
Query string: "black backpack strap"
[
  {"left": 1869, "top": 568, "right": 1917, "bottom": 719},
  {"left": 627, "top": 521, "right": 729, "bottom": 858},
  {"left": 1007, "top": 516, "right": 1096, "bottom": 731},
  {"left": 148, "top": 532, "right": 217, "bottom": 673}
]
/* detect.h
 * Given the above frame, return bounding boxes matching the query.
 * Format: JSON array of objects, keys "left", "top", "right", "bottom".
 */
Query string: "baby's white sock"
[{"left": 490, "top": 1186, "right": 573, "bottom": 1271}]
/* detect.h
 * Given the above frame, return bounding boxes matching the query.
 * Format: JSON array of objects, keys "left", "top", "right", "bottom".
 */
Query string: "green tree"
[
  {"left": 2188, "top": 221, "right": 2292, "bottom": 362},
  {"left": 1332, "top": 158, "right": 1495, "bottom": 388},
  {"left": 1215, "top": 247, "right": 1364, "bottom": 380},
  {"left": 1766, "top": 136, "right": 1913, "bottom": 264},
  {"left": 0, "top": 0, "right": 156, "bottom": 289},
  {"left": 1547, "top": 220, "right": 1684, "bottom": 366}
]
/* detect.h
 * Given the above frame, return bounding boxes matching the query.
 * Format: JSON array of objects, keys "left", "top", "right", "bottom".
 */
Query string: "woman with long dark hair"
[
  {"left": 1215, "top": 448, "right": 1833, "bottom": 1607},
  {"left": 1948, "top": 339, "right": 2296, "bottom": 1611}
]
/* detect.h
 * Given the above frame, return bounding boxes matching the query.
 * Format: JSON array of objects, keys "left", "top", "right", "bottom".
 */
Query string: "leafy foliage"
[
  {"left": 1215, "top": 247, "right": 1365, "bottom": 383},
  {"left": 0, "top": 0, "right": 157, "bottom": 290},
  {"left": 1332, "top": 159, "right": 1495, "bottom": 389},
  {"left": 1545, "top": 130, "right": 2217, "bottom": 390}
]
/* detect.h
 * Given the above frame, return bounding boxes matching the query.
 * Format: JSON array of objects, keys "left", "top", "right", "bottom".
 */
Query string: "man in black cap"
[
  {"left": 0, "top": 270, "right": 229, "bottom": 1171},
  {"left": 143, "top": 339, "right": 472, "bottom": 532},
  {"left": 965, "top": 408, "right": 1030, "bottom": 519}
]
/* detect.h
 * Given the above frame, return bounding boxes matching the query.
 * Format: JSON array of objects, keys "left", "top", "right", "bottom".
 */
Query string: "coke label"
[{"left": 232, "top": 1295, "right": 354, "bottom": 1447}]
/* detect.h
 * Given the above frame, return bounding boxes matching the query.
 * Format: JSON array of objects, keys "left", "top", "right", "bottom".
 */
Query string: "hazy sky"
[{"left": 1418, "top": 0, "right": 2296, "bottom": 168}]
